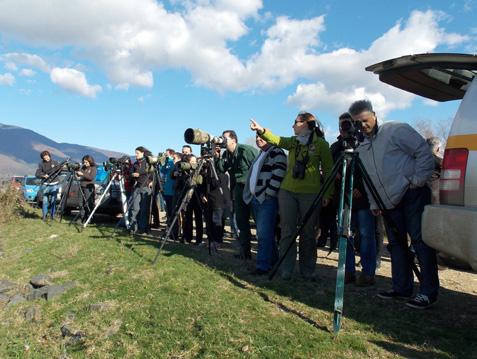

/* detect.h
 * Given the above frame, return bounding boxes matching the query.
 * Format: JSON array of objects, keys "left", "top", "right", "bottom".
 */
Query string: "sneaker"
[
  {"left": 406, "top": 294, "right": 436, "bottom": 309},
  {"left": 377, "top": 290, "right": 412, "bottom": 300},
  {"left": 355, "top": 273, "right": 375, "bottom": 287}
]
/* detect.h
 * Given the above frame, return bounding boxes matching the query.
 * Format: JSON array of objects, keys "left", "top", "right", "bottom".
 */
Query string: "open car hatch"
[{"left": 366, "top": 53, "right": 477, "bottom": 102}]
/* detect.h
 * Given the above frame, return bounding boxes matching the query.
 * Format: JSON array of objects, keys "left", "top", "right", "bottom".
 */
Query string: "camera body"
[{"left": 292, "top": 160, "right": 307, "bottom": 179}]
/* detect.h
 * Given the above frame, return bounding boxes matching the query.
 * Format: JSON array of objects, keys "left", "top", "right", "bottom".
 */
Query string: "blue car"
[{"left": 22, "top": 176, "right": 42, "bottom": 203}]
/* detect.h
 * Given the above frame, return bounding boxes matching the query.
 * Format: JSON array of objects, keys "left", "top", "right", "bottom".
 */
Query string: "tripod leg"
[
  {"left": 82, "top": 172, "right": 117, "bottom": 229},
  {"left": 58, "top": 172, "right": 75, "bottom": 223},
  {"left": 333, "top": 154, "right": 355, "bottom": 334},
  {"left": 69, "top": 185, "right": 93, "bottom": 225},
  {"left": 153, "top": 159, "right": 207, "bottom": 264}
]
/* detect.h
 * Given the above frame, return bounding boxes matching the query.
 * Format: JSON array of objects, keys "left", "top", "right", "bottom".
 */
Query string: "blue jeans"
[
  {"left": 346, "top": 209, "right": 376, "bottom": 276},
  {"left": 129, "top": 187, "right": 152, "bottom": 232},
  {"left": 42, "top": 184, "right": 59, "bottom": 219},
  {"left": 251, "top": 196, "right": 279, "bottom": 271},
  {"left": 385, "top": 186, "right": 439, "bottom": 300}
]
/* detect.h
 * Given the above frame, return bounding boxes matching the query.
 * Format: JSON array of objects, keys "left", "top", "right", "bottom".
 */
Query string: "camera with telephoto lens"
[
  {"left": 105, "top": 155, "right": 131, "bottom": 172},
  {"left": 63, "top": 161, "right": 81, "bottom": 171},
  {"left": 339, "top": 118, "right": 364, "bottom": 146},
  {"left": 184, "top": 128, "right": 228, "bottom": 157}
]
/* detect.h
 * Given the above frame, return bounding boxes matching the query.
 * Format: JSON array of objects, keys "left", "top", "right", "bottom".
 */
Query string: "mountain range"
[{"left": 0, "top": 123, "right": 126, "bottom": 179}]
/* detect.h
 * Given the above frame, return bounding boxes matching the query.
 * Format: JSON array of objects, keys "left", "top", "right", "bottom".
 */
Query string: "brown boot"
[{"left": 356, "top": 273, "right": 376, "bottom": 287}]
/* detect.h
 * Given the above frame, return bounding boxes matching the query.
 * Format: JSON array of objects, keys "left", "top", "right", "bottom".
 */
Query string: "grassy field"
[{"left": 0, "top": 209, "right": 475, "bottom": 358}]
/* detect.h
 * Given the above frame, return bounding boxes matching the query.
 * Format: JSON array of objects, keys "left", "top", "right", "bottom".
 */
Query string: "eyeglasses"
[{"left": 294, "top": 120, "right": 305, "bottom": 125}]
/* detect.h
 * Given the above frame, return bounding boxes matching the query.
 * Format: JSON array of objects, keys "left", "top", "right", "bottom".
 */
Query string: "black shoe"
[
  {"left": 377, "top": 290, "right": 412, "bottom": 300},
  {"left": 250, "top": 268, "right": 269, "bottom": 276},
  {"left": 406, "top": 294, "right": 437, "bottom": 309}
]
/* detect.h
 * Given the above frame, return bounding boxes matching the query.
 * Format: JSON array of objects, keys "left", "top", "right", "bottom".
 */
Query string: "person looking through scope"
[
  {"left": 35, "top": 150, "right": 60, "bottom": 222},
  {"left": 250, "top": 113, "right": 333, "bottom": 281},
  {"left": 76, "top": 155, "right": 97, "bottom": 224},
  {"left": 350, "top": 99, "right": 439, "bottom": 309},
  {"left": 330, "top": 113, "right": 376, "bottom": 286}
]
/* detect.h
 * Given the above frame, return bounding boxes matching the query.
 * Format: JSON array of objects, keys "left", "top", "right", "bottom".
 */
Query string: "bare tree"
[{"left": 413, "top": 117, "right": 452, "bottom": 154}]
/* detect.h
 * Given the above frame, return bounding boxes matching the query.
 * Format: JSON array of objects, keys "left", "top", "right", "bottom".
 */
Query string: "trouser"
[
  {"left": 251, "top": 197, "right": 279, "bottom": 271},
  {"left": 233, "top": 184, "right": 253, "bottom": 258},
  {"left": 345, "top": 209, "right": 376, "bottom": 276},
  {"left": 205, "top": 205, "right": 225, "bottom": 244},
  {"left": 385, "top": 186, "right": 439, "bottom": 300},
  {"left": 42, "top": 184, "right": 59, "bottom": 220},
  {"left": 317, "top": 202, "right": 337, "bottom": 248},
  {"left": 278, "top": 189, "right": 320, "bottom": 278},
  {"left": 79, "top": 185, "right": 95, "bottom": 223},
  {"left": 183, "top": 194, "right": 203, "bottom": 243},
  {"left": 375, "top": 214, "right": 385, "bottom": 266},
  {"left": 129, "top": 186, "right": 152, "bottom": 233},
  {"left": 150, "top": 192, "right": 162, "bottom": 228}
]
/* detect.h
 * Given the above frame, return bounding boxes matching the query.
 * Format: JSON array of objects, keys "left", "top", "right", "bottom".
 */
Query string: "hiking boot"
[
  {"left": 377, "top": 290, "right": 412, "bottom": 300},
  {"left": 344, "top": 271, "right": 356, "bottom": 284},
  {"left": 406, "top": 294, "right": 437, "bottom": 309},
  {"left": 355, "top": 273, "right": 375, "bottom": 287}
]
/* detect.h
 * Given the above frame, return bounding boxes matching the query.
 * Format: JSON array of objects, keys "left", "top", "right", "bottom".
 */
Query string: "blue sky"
[{"left": 0, "top": 0, "right": 476, "bottom": 154}]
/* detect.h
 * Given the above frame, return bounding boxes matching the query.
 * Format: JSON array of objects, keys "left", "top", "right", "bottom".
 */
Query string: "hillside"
[{"left": 0, "top": 123, "right": 126, "bottom": 179}]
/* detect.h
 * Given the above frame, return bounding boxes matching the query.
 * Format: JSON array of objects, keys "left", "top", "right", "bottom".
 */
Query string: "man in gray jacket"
[
  {"left": 243, "top": 135, "right": 287, "bottom": 274},
  {"left": 350, "top": 100, "right": 439, "bottom": 309}
]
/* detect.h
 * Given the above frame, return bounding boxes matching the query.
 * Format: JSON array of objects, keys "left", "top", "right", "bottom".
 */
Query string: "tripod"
[
  {"left": 82, "top": 170, "right": 130, "bottom": 230},
  {"left": 152, "top": 157, "right": 220, "bottom": 263},
  {"left": 268, "top": 144, "right": 421, "bottom": 334},
  {"left": 57, "top": 169, "right": 89, "bottom": 223}
]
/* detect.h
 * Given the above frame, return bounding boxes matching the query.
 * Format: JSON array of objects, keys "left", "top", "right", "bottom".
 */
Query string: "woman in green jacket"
[{"left": 250, "top": 112, "right": 333, "bottom": 280}]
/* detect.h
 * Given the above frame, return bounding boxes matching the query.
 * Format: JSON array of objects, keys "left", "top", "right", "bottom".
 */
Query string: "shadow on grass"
[{"left": 82, "top": 222, "right": 476, "bottom": 358}]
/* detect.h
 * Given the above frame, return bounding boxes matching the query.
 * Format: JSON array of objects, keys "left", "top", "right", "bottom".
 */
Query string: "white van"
[{"left": 366, "top": 53, "right": 477, "bottom": 271}]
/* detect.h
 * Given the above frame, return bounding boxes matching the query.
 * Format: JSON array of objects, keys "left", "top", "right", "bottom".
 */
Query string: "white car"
[{"left": 366, "top": 53, "right": 477, "bottom": 271}]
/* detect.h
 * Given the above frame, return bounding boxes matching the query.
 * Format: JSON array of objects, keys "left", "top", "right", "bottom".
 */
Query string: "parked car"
[
  {"left": 366, "top": 53, "right": 477, "bottom": 271},
  {"left": 22, "top": 176, "right": 42, "bottom": 203},
  {"left": 37, "top": 165, "right": 123, "bottom": 217},
  {"left": 10, "top": 176, "right": 23, "bottom": 190}
]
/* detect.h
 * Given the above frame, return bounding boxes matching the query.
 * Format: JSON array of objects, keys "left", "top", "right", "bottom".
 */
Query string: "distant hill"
[{"left": 0, "top": 123, "right": 126, "bottom": 179}]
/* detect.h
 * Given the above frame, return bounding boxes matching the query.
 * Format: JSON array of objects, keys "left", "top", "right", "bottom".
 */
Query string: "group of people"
[
  {"left": 219, "top": 99, "right": 439, "bottom": 310},
  {"left": 36, "top": 151, "right": 97, "bottom": 223},
  {"left": 35, "top": 98, "right": 441, "bottom": 310}
]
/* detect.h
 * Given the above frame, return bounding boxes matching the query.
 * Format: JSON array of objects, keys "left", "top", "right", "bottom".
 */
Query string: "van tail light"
[{"left": 440, "top": 148, "right": 468, "bottom": 205}]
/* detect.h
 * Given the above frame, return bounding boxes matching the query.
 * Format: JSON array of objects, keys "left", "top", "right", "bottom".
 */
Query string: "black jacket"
[
  {"left": 131, "top": 158, "right": 152, "bottom": 188},
  {"left": 35, "top": 160, "right": 60, "bottom": 178},
  {"left": 79, "top": 166, "right": 97, "bottom": 188}
]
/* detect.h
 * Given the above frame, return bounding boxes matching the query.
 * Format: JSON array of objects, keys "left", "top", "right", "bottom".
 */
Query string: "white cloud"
[
  {"left": 287, "top": 10, "right": 469, "bottom": 115},
  {"left": 1, "top": 52, "right": 50, "bottom": 72},
  {"left": 4, "top": 62, "right": 17, "bottom": 71},
  {"left": 50, "top": 67, "right": 102, "bottom": 98},
  {"left": 0, "top": 72, "right": 15, "bottom": 86},
  {"left": 19, "top": 68, "right": 36, "bottom": 77},
  {"left": 0, "top": 3, "right": 470, "bottom": 113}
]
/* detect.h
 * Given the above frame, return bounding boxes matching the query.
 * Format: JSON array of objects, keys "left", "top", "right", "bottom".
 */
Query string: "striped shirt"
[{"left": 243, "top": 146, "right": 287, "bottom": 204}]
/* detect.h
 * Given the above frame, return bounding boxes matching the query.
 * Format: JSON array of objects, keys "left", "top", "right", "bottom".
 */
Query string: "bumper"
[{"left": 422, "top": 204, "right": 477, "bottom": 271}]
